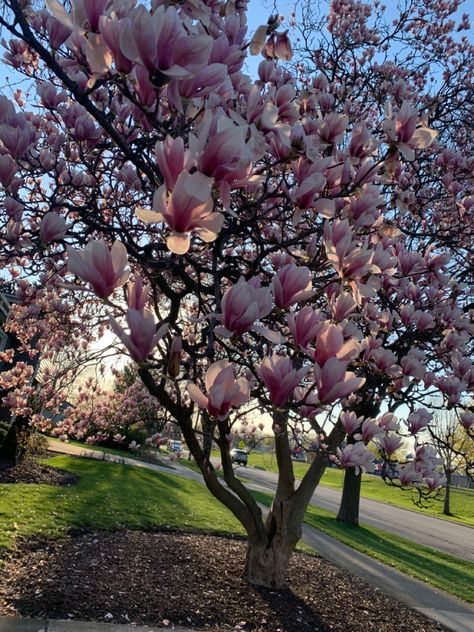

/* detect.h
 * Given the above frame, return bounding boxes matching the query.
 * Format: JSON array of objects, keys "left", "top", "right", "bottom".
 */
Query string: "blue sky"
[{"left": 1, "top": 0, "right": 473, "bottom": 91}]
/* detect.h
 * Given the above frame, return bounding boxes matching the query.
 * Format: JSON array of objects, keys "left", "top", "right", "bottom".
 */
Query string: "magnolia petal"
[
  {"left": 167, "top": 232, "right": 190, "bottom": 254},
  {"left": 214, "top": 325, "right": 232, "bottom": 338},
  {"left": 45, "top": 0, "right": 75, "bottom": 30},
  {"left": 187, "top": 383, "right": 208, "bottom": 409},
  {"left": 136, "top": 208, "right": 164, "bottom": 223},
  {"left": 397, "top": 142, "right": 415, "bottom": 162},
  {"left": 411, "top": 127, "right": 438, "bottom": 149},
  {"left": 83, "top": 33, "right": 113, "bottom": 74},
  {"left": 249, "top": 25, "right": 268, "bottom": 55},
  {"left": 252, "top": 324, "right": 285, "bottom": 344},
  {"left": 314, "top": 198, "right": 335, "bottom": 218}
]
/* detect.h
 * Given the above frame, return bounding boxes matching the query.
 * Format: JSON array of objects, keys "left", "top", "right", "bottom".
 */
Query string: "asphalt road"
[{"left": 237, "top": 465, "right": 474, "bottom": 562}]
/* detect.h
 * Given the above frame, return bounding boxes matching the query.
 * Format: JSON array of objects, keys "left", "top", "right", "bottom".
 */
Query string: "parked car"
[
  {"left": 230, "top": 448, "right": 248, "bottom": 466},
  {"left": 169, "top": 440, "right": 183, "bottom": 452}
]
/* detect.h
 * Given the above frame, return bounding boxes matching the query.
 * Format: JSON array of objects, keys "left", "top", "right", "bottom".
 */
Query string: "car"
[
  {"left": 230, "top": 448, "right": 248, "bottom": 466},
  {"left": 169, "top": 440, "right": 183, "bottom": 452}
]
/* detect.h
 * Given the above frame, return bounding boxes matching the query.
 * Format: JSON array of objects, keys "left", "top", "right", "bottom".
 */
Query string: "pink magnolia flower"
[
  {"left": 377, "top": 413, "right": 399, "bottom": 432},
  {"left": 99, "top": 12, "right": 134, "bottom": 73},
  {"left": 313, "top": 323, "right": 360, "bottom": 366},
  {"left": 294, "top": 386, "right": 322, "bottom": 419},
  {"left": 136, "top": 171, "right": 223, "bottom": 254},
  {"left": 459, "top": 411, "right": 474, "bottom": 431},
  {"left": 39, "top": 212, "right": 67, "bottom": 243},
  {"left": 288, "top": 306, "right": 324, "bottom": 349},
  {"left": 259, "top": 354, "right": 310, "bottom": 408},
  {"left": 340, "top": 410, "right": 364, "bottom": 435},
  {"left": 397, "top": 462, "right": 422, "bottom": 486},
  {"left": 67, "top": 239, "right": 129, "bottom": 298},
  {"left": 219, "top": 277, "right": 273, "bottom": 336},
  {"left": 313, "top": 358, "right": 365, "bottom": 405},
  {"left": 167, "top": 336, "right": 182, "bottom": 378},
  {"left": 155, "top": 135, "right": 191, "bottom": 192},
  {"left": 0, "top": 154, "right": 17, "bottom": 186},
  {"left": 337, "top": 442, "right": 374, "bottom": 475},
  {"left": 377, "top": 434, "right": 403, "bottom": 457},
  {"left": 407, "top": 408, "right": 432, "bottom": 434},
  {"left": 272, "top": 264, "right": 314, "bottom": 310},
  {"left": 127, "top": 275, "right": 149, "bottom": 311},
  {"left": 331, "top": 292, "right": 357, "bottom": 321},
  {"left": 110, "top": 308, "right": 168, "bottom": 363},
  {"left": 187, "top": 360, "right": 249, "bottom": 420},
  {"left": 119, "top": 5, "right": 212, "bottom": 79},
  {"left": 383, "top": 101, "right": 438, "bottom": 161},
  {"left": 355, "top": 418, "right": 384, "bottom": 443},
  {"left": 273, "top": 31, "right": 293, "bottom": 61}
]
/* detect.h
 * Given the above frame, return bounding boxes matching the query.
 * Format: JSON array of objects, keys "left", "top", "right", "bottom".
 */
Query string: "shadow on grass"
[{"left": 0, "top": 454, "right": 243, "bottom": 551}]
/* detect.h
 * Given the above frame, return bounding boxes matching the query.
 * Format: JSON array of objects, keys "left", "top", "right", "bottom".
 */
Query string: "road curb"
[{"left": 0, "top": 617, "right": 196, "bottom": 632}]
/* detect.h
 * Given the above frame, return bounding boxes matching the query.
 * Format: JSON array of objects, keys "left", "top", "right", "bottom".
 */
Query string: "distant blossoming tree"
[{"left": 0, "top": 0, "right": 473, "bottom": 587}]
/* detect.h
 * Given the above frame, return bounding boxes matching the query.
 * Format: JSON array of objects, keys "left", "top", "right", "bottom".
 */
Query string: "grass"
[
  {"left": 0, "top": 455, "right": 243, "bottom": 551},
  {"left": 233, "top": 450, "right": 474, "bottom": 527},
  {"left": 252, "top": 490, "right": 474, "bottom": 603},
  {"left": 0, "top": 455, "right": 315, "bottom": 558}
]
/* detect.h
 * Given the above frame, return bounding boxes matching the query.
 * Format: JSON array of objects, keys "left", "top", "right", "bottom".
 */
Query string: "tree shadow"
[{"left": 253, "top": 584, "right": 332, "bottom": 631}]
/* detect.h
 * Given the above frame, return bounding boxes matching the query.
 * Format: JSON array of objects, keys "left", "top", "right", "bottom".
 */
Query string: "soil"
[
  {"left": 0, "top": 459, "right": 78, "bottom": 485},
  {"left": 0, "top": 530, "right": 447, "bottom": 631}
]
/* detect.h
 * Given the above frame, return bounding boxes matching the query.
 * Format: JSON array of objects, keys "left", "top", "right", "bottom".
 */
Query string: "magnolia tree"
[
  {"left": 290, "top": 0, "right": 474, "bottom": 525},
  {"left": 0, "top": 0, "right": 473, "bottom": 587}
]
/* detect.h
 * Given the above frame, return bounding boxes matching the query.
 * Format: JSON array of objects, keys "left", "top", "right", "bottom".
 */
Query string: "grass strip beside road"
[{"left": 252, "top": 490, "right": 474, "bottom": 603}]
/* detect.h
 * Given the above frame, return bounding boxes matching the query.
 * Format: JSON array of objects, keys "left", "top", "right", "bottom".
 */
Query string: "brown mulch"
[
  {"left": 0, "top": 459, "right": 78, "bottom": 485},
  {"left": 0, "top": 530, "right": 446, "bottom": 631}
]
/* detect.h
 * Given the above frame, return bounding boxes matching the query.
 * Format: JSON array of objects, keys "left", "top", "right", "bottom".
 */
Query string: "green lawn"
[
  {"left": 235, "top": 451, "right": 474, "bottom": 527},
  {"left": 0, "top": 455, "right": 243, "bottom": 551},
  {"left": 252, "top": 490, "right": 474, "bottom": 603}
]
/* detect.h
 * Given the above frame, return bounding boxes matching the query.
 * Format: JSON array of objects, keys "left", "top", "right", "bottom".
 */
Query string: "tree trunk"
[
  {"left": 443, "top": 469, "right": 452, "bottom": 516},
  {"left": 243, "top": 498, "right": 301, "bottom": 588},
  {"left": 0, "top": 415, "right": 30, "bottom": 465},
  {"left": 336, "top": 467, "right": 362, "bottom": 526}
]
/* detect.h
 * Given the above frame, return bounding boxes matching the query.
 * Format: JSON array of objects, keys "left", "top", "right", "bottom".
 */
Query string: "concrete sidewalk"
[
  {"left": 0, "top": 617, "right": 195, "bottom": 631},
  {"left": 45, "top": 442, "right": 474, "bottom": 632},
  {"left": 301, "top": 526, "right": 474, "bottom": 632}
]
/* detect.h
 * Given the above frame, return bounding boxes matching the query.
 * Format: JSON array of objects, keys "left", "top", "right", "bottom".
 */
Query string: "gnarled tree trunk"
[{"left": 243, "top": 497, "right": 301, "bottom": 588}]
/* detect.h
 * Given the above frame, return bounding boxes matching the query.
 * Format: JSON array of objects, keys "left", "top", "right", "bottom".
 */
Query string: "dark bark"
[
  {"left": 0, "top": 414, "right": 30, "bottom": 465},
  {"left": 443, "top": 469, "right": 452, "bottom": 516},
  {"left": 336, "top": 467, "right": 362, "bottom": 526},
  {"left": 335, "top": 397, "right": 382, "bottom": 526}
]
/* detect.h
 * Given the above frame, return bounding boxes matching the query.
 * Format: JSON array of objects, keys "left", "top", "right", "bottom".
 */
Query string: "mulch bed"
[
  {"left": 0, "top": 530, "right": 446, "bottom": 631},
  {"left": 0, "top": 459, "right": 78, "bottom": 485}
]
